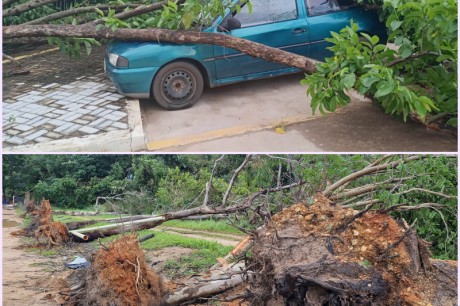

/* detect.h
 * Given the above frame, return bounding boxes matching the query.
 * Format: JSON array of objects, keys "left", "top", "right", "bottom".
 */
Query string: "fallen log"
[
  {"left": 161, "top": 274, "right": 244, "bottom": 305},
  {"left": 52, "top": 210, "right": 128, "bottom": 216}
]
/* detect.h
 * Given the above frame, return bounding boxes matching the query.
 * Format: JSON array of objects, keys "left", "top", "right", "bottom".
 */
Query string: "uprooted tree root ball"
[
  {"left": 13, "top": 198, "right": 71, "bottom": 247},
  {"left": 245, "top": 193, "right": 457, "bottom": 306},
  {"left": 79, "top": 234, "right": 167, "bottom": 306}
]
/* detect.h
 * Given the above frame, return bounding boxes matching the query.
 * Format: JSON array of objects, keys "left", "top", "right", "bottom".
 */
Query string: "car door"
[
  {"left": 304, "top": 0, "right": 377, "bottom": 61},
  {"left": 213, "top": 0, "right": 310, "bottom": 80}
]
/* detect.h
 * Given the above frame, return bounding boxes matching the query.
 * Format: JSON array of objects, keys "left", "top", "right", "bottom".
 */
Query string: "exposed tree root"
[{"left": 243, "top": 193, "right": 457, "bottom": 306}]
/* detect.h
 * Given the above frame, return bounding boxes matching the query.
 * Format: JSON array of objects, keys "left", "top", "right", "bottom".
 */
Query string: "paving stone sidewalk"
[{"left": 2, "top": 44, "right": 132, "bottom": 149}]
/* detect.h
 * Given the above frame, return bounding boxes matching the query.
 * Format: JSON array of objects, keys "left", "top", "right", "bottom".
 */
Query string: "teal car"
[{"left": 105, "top": 0, "right": 387, "bottom": 110}]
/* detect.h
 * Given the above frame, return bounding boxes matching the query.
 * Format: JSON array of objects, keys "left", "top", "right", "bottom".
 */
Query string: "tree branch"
[
  {"left": 387, "top": 51, "right": 440, "bottom": 68},
  {"left": 2, "top": 24, "right": 322, "bottom": 73},
  {"left": 4, "top": 0, "right": 63, "bottom": 17},
  {"left": 2, "top": 53, "right": 21, "bottom": 66},
  {"left": 22, "top": 4, "right": 142, "bottom": 25},
  {"left": 221, "top": 154, "right": 252, "bottom": 208},
  {"left": 90, "top": 0, "right": 171, "bottom": 25},
  {"left": 323, "top": 155, "right": 455, "bottom": 196}
]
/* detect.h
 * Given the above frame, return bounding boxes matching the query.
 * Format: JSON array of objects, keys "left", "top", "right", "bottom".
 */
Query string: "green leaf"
[
  {"left": 247, "top": 2, "right": 252, "bottom": 14},
  {"left": 94, "top": 8, "right": 104, "bottom": 16},
  {"left": 400, "top": 46, "right": 412, "bottom": 58},
  {"left": 414, "top": 101, "right": 427, "bottom": 120},
  {"left": 111, "top": 24, "right": 118, "bottom": 32},
  {"left": 371, "top": 35, "right": 379, "bottom": 45},
  {"left": 343, "top": 73, "right": 356, "bottom": 91},
  {"left": 390, "top": 20, "right": 403, "bottom": 31},
  {"left": 107, "top": 8, "right": 116, "bottom": 18},
  {"left": 375, "top": 81, "right": 395, "bottom": 97},
  {"left": 182, "top": 12, "right": 194, "bottom": 29},
  {"left": 95, "top": 24, "right": 103, "bottom": 32},
  {"left": 446, "top": 118, "right": 457, "bottom": 126},
  {"left": 307, "top": 198, "right": 314, "bottom": 205},
  {"left": 361, "top": 76, "right": 380, "bottom": 87},
  {"left": 235, "top": 4, "right": 241, "bottom": 13},
  {"left": 358, "top": 260, "right": 371, "bottom": 269},
  {"left": 84, "top": 41, "right": 92, "bottom": 56}
]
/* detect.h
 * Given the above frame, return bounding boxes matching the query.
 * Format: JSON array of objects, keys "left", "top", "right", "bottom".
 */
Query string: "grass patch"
[
  {"left": 52, "top": 215, "right": 88, "bottom": 223},
  {"left": 40, "top": 249, "right": 58, "bottom": 257},
  {"left": 163, "top": 219, "right": 247, "bottom": 236},
  {"left": 29, "top": 262, "right": 43, "bottom": 267},
  {"left": 161, "top": 228, "right": 242, "bottom": 242},
  {"left": 140, "top": 231, "right": 233, "bottom": 252},
  {"left": 163, "top": 248, "right": 232, "bottom": 278},
  {"left": 97, "top": 229, "right": 233, "bottom": 277},
  {"left": 24, "top": 248, "right": 40, "bottom": 252}
]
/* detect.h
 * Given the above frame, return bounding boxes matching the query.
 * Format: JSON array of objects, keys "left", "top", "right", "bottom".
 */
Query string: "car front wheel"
[{"left": 152, "top": 61, "right": 204, "bottom": 110}]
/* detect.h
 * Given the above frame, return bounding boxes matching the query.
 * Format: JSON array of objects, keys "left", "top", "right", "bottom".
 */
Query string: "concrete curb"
[{"left": 3, "top": 99, "right": 146, "bottom": 152}]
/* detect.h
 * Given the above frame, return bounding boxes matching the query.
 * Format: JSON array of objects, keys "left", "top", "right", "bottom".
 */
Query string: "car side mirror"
[
  {"left": 218, "top": 16, "right": 241, "bottom": 32},
  {"left": 226, "top": 17, "right": 241, "bottom": 31}
]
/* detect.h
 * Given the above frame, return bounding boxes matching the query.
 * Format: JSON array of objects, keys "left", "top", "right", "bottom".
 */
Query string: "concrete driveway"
[{"left": 140, "top": 73, "right": 457, "bottom": 152}]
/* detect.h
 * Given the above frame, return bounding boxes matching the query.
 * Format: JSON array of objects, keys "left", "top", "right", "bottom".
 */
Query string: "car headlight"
[{"left": 108, "top": 53, "right": 129, "bottom": 67}]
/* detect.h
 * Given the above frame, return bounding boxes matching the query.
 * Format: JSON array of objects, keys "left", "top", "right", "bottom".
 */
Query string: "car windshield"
[
  {"left": 305, "top": 0, "right": 341, "bottom": 16},
  {"left": 234, "top": 0, "right": 298, "bottom": 27}
]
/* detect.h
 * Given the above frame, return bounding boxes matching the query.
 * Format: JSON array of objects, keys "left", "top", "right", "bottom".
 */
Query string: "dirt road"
[{"left": 2, "top": 208, "right": 54, "bottom": 306}]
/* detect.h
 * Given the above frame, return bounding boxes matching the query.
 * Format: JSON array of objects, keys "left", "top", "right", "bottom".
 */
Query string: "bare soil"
[
  {"left": 145, "top": 246, "right": 195, "bottom": 274},
  {"left": 2, "top": 208, "right": 54, "bottom": 306}
]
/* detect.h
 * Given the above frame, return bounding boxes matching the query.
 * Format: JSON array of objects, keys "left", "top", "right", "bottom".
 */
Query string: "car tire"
[{"left": 152, "top": 61, "right": 204, "bottom": 111}]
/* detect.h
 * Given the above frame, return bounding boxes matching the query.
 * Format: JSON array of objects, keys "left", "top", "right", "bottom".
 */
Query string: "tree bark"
[
  {"left": 90, "top": 1, "right": 170, "bottom": 26},
  {"left": 4, "top": 0, "right": 62, "bottom": 17},
  {"left": 2, "top": 24, "right": 321, "bottom": 73},
  {"left": 3, "top": 0, "right": 21, "bottom": 7},
  {"left": 71, "top": 181, "right": 308, "bottom": 242},
  {"left": 23, "top": 4, "right": 142, "bottom": 25}
]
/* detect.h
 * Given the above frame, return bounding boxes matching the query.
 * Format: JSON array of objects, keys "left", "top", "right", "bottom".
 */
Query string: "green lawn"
[
  {"left": 163, "top": 219, "right": 247, "bottom": 236},
  {"left": 98, "top": 229, "right": 234, "bottom": 278}
]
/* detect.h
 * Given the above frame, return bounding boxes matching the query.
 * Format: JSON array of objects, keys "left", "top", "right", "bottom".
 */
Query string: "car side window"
[
  {"left": 234, "top": 0, "right": 298, "bottom": 28},
  {"left": 305, "top": 0, "right": 358, "bottom": 17}
]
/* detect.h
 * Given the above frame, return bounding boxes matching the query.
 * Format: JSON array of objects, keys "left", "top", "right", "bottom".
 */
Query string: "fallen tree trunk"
[
  {"left": 162, "top": 274, "right": 244, "bottom": 305},
  {"left": 2, "top": 24, "right": 321, "bottom": 73},
  {"left": 71, "top": 181, "right": 309, "bottom": 242},
  {"left": 52, "top": 210, "right": 127, "bottom": 216}
]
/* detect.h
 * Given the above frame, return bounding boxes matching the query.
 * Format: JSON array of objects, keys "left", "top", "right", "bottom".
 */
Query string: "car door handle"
[{"left": 292, "top": 28, "right": 306, "bottom": 34}]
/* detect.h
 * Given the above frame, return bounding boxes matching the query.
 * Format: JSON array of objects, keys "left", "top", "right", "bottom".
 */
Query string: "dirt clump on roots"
[
  {"left": 246, "top": 193, "right": 458, "bottom": 306},
  {"left": 35, "top": 221, "right": 69, "bottom": 246},
  {"left": 20, "top": 199, "right": 38, "bottom": 217},
  {"left": 80, "top": 234, "right": 167, "bottom": 306},
  {"left": 12, "top": 198, "right": 70, "bottom": 248},
  {"left": 25, "top": 198, "right": 54, "bottom": 236}
]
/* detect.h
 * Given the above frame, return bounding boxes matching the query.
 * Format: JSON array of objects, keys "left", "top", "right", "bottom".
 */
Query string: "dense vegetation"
[{"left": 2, "top": 154, "right": 457, "bottom": 260}]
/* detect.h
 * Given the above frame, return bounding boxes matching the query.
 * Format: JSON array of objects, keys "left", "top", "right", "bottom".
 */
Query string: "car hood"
[{"left": 107, "top": 40, "right": 175, "bottom": 57}]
